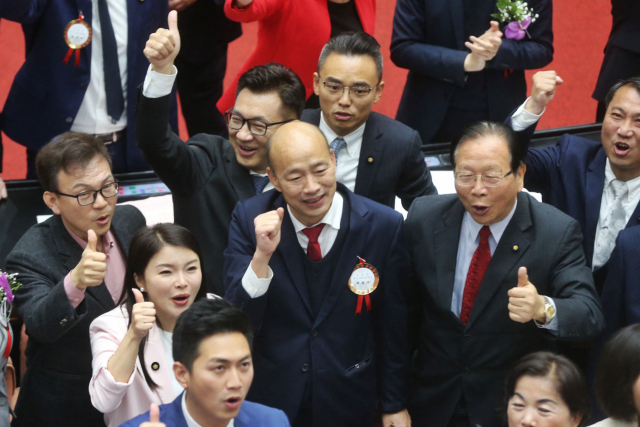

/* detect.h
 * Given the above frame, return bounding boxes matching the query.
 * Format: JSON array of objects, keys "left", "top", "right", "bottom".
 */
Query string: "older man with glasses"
[
  {"left": 6, "top": 132, "right": 146, "bottom": 427},
  {"left": 135, "top": 12, "right": 306, "bottom": 296}
]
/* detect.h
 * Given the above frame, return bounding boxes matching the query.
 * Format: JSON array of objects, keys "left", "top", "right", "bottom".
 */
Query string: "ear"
[
  {"left": 313, "top": 72, "right": 321, "bottom": 96},
  {"left": 134, "top": 272, "right": 145, "bottom": 290},
  {"left": 43, "top": 191, "right": 61, "bottom": 215},
  {"left": 373, "top": 80, "right": 385, "bottom": 104},
  {"left": 516, "top": 164, "right": 526, "bottom": 192},
  {"left": 330, "top": 149, "right": 337, "bottom": 168},
  {"left": 267, "top": 167, "right": 281, "bottom": 192},
  {"left": 173, "top": 361, "right": 190, "bottom": 389},
  {"left": 569, "top": 412, "right": 582, "bottom": 427}
]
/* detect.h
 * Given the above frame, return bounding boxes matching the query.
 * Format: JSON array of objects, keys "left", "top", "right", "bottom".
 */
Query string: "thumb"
[
  {"left": 149, "top": 403, "right": 160, "bottom": 422},
  {"left": 517, "top": 266, "right": 529, "bottom": 287},
  {"left": 87, "top": 229, "right": 98, "bottom": 252},
  {"left": 556, "top": 76, "right": 564, "bottom": 86},
  {"left": 168, "top": 10, "right": 179, "bottom": 40},
  {"left": 490, "top": 21, "right": 500, "bottom": 31},
  {"left": 276, "top": 207, "right": 285, "bottom": 222},
  {"left": 132, "top": 288, "right": 145, "bottom": 304}
]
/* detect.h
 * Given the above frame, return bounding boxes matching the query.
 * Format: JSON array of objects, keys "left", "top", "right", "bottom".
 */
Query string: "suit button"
[
  {"left": 311, "top": 330, "right": 318, "bottom": 338},
  {"left": 301, "top": 364, "right": 309, "bottom": 372},
  {"left": 463, "top": 368, "right": 470, "bottom": 375},
  {"left": 60, "top": 317, "right": 68, "bottom": 326}
]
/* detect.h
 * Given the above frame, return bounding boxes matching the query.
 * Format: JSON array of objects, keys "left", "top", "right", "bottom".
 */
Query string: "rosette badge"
[{"left": 491, "top": 0, "right": 540, "bottom": 40}]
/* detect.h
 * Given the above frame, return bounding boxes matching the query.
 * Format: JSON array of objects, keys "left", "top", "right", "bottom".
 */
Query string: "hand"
[
  {"left": 0, "top": 177, "right": 7, "bottom": 200},
  {"left": 507, "top": 267, "right": 545, "bottom": 323},
  {"left": 70, "top": 230, "right": 106, "bottom": 290},
  {"left": 169, "top": 0, "right": 197, "bottom": 12},
  {"left": 525, "top": 70, "right": 564, "bottom": 115},
  {"left": 466, "top": 22, "right": 502, "bottom": 62},
  {"left": 140, "top": 403, "right": 166, "bottom": 427},
  {"left": 129, "top": 288, "right": 156, "bottom": 341},
  {"left": 382, "top": 409, "right": 412, "bottom": 427},
  {"left": 143, "top": 11, "right": 181, "bottom": 75},
  {"left": 234, "top": 0, "right": 253, "bottom": 8},
  {"left": 464, "top": 52, "right": 486, "bottom": 72},
  {"left": 251, "top": 208, "right": 284, "bottom": 278}
]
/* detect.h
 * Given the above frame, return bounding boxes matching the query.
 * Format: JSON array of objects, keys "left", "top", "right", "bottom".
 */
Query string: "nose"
[
  {"left": 175, "top": 271, "right": 188, "bottom": 288},
  {"left": 227, "top": 367, "right": 242, "bottom": 390},
  {"left": 92, "top": 191, "right": 108, "bottom": 209},
  {"left": 338, "top": 89, "right": 352, "bottom": 107},
  {"left": 617, "top": 119, "right": 634, "bottom": 138},
  {"left": 520, "top": 408, "right": 537, "bottom": 427},
  {"left": 304, "top": 175, "right": 321, "bottom": 195},
  {"left": 236, "top": 121, "right": 254, "bottom": 141},
  {"left": 470, "top": 175, "right": 488, "bottom": 196}
]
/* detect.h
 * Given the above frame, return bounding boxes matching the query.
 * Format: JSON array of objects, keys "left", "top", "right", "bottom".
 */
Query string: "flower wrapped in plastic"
[{"left": 491, "top": 0, "right": 539, "bottom": 40}]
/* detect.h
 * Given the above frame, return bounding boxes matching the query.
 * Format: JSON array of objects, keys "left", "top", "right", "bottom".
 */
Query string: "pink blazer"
[{"left": 89, "top": 306, "right": 178, "bottom": 427}]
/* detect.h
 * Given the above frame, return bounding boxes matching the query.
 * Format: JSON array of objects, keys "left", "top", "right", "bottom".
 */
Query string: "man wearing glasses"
[
  {"left": 136, "top": 12, "right": 306, "bottom": 296},
  {"left": 403, "top": 122, "right": 602, "bottom": 427},
  {"left": 302, "top": 32, "right": 436, "bottom": 210},
  {"left": 6, "top": 132, "right": 146, "bottom": 426}
]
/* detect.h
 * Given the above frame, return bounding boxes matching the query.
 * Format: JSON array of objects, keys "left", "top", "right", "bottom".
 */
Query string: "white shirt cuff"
[
  {"left": 241, "top": 264, "right": 273, "bottom": 298},
  {"left": 142, "top": 64, "right": 178, "bottom": 98},
  {"left": 535, "top": 296, "right": 558, "bottom": 333},
  {"left": 510, "top": 97, "right": 545, "bottom": 132}
]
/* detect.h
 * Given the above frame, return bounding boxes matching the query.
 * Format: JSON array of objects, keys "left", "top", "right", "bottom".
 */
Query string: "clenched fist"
[
  {"left": 143, "top": 11, "right": 181, "bottom": 75},
  {"left": 525, "top": 70, "right": 564, "bottom": 115},
  {"left": 128, "top": 288, "right": 156, "bottom": 341},
  {"left": 70, "top": 229, "right": 106, "bottom": 290},
  {"left": 507, "top": 267, "right": 546, "bottom": 323},
  {"left": 251, "top": 208, "right": 284, "bottom": 279}
]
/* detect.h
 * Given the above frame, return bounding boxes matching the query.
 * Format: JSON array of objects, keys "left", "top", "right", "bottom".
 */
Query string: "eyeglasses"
[
  {"left": 454, "top": 171, "right": 513, "bottom": 187},
  {"left": 321, "top": 80, "right": 377, "bottom": 99},
  {"left": 225, "top": 109, "right": 293, "bottom": 136},
  {"left": 54, "top": 181, "right": 119, "bottom": 206}
]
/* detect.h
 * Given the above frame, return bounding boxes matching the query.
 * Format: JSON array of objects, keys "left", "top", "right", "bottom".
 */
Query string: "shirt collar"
[
  {"left": 249, "top": 170, "right": 268, "bottom": 177},
  {"left": 288, "top": 191, "right": 343, "bottom": 233},
  {"left": 319, "top": 112, "right": 366, "bottom": 158},
  {"left": 182, "top": 391, "right": 234, "bottom": 427},
  {"left": 64, "top": 225, "right": 115, "bottom": 256},
  {"left": 463, "top": 199, "right": 518, "bottom": 245},
  {"left": 604, "top": 158, "right": 640, "bottom": 200}
]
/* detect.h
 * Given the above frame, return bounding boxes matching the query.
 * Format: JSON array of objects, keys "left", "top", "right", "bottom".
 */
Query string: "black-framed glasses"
[
  {"left": 225, "top": 109, "right": 293, "bottom": 136},
  {"left": 321, "top": 79, "right": 378, "bottom": 98},
  {"left": 54, "top": 181, "right": 119, "bottom": 206},
  {"left": 454, "top": 171, "right": 513, "bottom": 187}
]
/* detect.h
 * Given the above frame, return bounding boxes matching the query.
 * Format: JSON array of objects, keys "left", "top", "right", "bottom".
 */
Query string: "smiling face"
[
  {"left": 454, "top": 135, "right": 525, "bottom": 225},
  {"left": 43, "top": 155, "right": 117, "bottom": 241},
  {"left": 175, "top": 332, "right": 254, "bottom": 427},
  {"left": 313, "top": 53, "right": 384, "bottom": 136},
  {"left": 228, "top": 89, "right": 295, "bottom": 174},
  {"left": 507, "top": 375, "right": 581, "bottom": 427},
  {"left": 601, "top": 85, "right": 640, "bottom": 182},
  {"left": 134, "top": 245, "right": 202, "bottom": 333}
]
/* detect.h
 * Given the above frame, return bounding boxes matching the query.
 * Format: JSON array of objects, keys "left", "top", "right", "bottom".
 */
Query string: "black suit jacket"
[
  {"left": 301, "top": 109, "right": 437, "bottom": 210},
  {"left": 136, "top": 91, "right": 256, "bottom": 296},
  {"left": 404, "top": 193, "right": 603, "bottom": 427},
  {"left": 6, "top": 205, "right": 145, "bottom": 427}
]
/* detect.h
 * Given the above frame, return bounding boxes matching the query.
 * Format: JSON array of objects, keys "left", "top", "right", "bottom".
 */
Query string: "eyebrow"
[
  {"left": 232, "top": 109, "right": 268, "bottom": 122},
  {"left": 325, "top": 76, "right": 372, "bottom": 87},
  {"left": 155, "top": 259, "right": 199, "bottom": 269},
  {"left": 71, "top": 175, "right": 114, "bottom": 191},
  {"left": 210, "top": 354, "right": 252, "bottom": 364},
  {"left": 514, "top": 393, "right": 559, "bottom": 406},
  {"left": 284, "top": 161, "right": 329, "bottom": 176}
]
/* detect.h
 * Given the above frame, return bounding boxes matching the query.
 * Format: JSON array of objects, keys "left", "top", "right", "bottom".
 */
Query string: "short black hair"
[
  {"left": 450, "top": 121, "right": 526, "bottom": 173},
  {"left": 236, "top": 63, "right": 306, "bottom": 119},
  {"left": 318, "top": 32, "right": 383, "bottom": 80},
  {"left": 36, "top": 132, "right": 112, "bottom": 192},
  {"left": 505, "top": 351, "right": 590, "bottom": 427},
  {"left": 596, "top": 324, "right": 640, "bottom": 422},
  {"left": 173, "top": 299, "right": 253, "bottom": 372},
  {"left": 604, "top": 77, "right": 640, "bottom": 110}
]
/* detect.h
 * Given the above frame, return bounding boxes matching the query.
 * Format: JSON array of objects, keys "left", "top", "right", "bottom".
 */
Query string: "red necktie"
[
  {"left": 460, "top": 226, "right": 492, "bottom": 325},
  {"left": 302, "top": 224, "right": 325, "bottom": 262}
]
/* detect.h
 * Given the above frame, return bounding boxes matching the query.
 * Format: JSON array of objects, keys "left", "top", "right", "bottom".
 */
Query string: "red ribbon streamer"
[
  {"left": 3, "top": 325, "right": 11, "bottom": 359},
  {"left": 63, "top": 14, "right": 84, "bottom": 67},
  {"left": 355, "top": 295, "right": 371, "bottom": 315}
]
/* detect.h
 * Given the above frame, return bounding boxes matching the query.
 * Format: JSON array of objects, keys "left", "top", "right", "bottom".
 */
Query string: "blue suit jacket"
[
  {"left": 223, "top": 184, "right": 410, "bottom": 426},
  {"left": 1, "top": 0, "right": 178, "bottom": 171},
  {"left": 120, "top": 392, "right": 291, "bottom": 427},
  {"left": 390, "top": 0, "right": 553, "bottom": 143}
]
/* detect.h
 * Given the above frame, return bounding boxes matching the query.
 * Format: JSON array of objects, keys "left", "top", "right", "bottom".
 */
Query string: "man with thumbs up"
[
  {"left": 403, "top": 121, "right": 602, "bottom": 427},
  {"left": 6, "top": 133, "right": 146, "bottom": 427}
]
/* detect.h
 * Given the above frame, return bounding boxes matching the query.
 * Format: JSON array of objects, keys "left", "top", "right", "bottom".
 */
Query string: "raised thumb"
[
  {"left": 489, "top": 20, "right": 500, "bottom": 31},
  {"left": 87, "top": 229, "right": 98, "bottom": 252},
  {"left": 149, "top": 403, "right": 160, "bottom": 422},
  {"left": 517, "top": 266, "right": 529, "bottom": 287},
  {"left": 132, "top": 288, "right": 145, "bottom": 304},
  {"left": 168, "top": 10, "right": 179, "bottom": 36},
  {"left": 276, "top": 207, "right": 285, "bottom": 221}
]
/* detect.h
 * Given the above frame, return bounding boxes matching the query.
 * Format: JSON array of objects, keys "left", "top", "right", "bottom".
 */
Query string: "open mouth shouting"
[
  {"left": 171, "top": 293, "right": 190, "bottom": 307},
  {"left": 223, "top": 396, "right": 242, "bottom": 411},
  {"left": 472, "top": 205, "right": 490, "bottom": 216},
  {"left": 614, "top": 142, "right": 631, "bottom": 156}
]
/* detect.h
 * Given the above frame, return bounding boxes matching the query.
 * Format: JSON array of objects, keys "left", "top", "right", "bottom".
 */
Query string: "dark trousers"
[{"left": 410, "top": 395, "right": 471, "bottom": 427}]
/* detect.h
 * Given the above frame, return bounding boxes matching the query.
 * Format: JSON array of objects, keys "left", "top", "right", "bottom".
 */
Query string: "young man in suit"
[
  {"left": 302, "top": 32, "right": 436, "bottom": 210},
  {"left": 122, "top": 299, "right": 290, "bottom": 427},
  {"left": 224, "top": 122, "right": 411, "bottom": 427},
  {"left": 137, "top": 13, "right": 306, "bottom": 297},
  {"left": 6, "top": 133, "right": 146, "bottom": 426},
  {"left": 404, "top": 122, "right": 603, "bottom": 427}
]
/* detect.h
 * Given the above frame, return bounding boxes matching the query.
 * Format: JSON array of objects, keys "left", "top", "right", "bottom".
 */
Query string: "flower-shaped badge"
[
  {"left": 0, "top": 273, "right": 13, "bottom": 304},
  {"left": 492, "top": 0, "right": 539, "bottom": 40}
]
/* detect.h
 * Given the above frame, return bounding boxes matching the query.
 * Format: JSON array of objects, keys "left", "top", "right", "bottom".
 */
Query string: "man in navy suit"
[
  {"left": 121, "top": 299, "right": 290, "bottom": 427},
  {"left": 1, "top": 0, "right": 178, "bottom": 177},
  {"left": 302, "top": 32, "right": 436, "bottom": 210},
  {"left": 390, "top": 0, "right": 553, "bottom": 144},
  {"left": 224, "top": 122, "right": 411, "bottom": 427}
]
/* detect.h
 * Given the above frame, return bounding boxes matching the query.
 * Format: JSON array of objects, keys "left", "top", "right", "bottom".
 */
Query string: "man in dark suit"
[
  {"left": 390, "top": 0, "right": 553, "bottom": 144},
  {"left": 5, "top": 133, "right": 146, "bottom": 426},
  {"left": 137, "top": 15, "right": 306, "bottom": 296},
  {"left": 593, "top": 0, "right": 640, "bottom": 122},
  {"left": 224, "top": 122, "right": 411, "bottom": 427},
  {"left": 1, "top": 0, "right": 178, "bottom": 176},
  {"left": 302, "top": 32, "right": 436, "bottom": 210},
  {"left": 405, "top": 121, "right": 603, "bottom": 427}
]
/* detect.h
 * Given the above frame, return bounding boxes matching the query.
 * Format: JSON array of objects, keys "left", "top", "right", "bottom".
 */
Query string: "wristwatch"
[{"left": 542, "top": 296, "right": 556, "bottom": 326}]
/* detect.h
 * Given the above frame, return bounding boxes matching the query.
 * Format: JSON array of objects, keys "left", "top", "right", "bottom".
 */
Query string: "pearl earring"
[{"left": 139, "top": 287, "right": 145, "bottom": 293}]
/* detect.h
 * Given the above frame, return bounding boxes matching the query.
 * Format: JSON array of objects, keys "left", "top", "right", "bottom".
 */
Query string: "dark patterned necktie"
[{"left": 251, "top": 175, "right": 270, "bottom": 194}]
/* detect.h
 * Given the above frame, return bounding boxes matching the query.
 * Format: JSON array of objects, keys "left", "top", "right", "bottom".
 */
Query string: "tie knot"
[
  {"left": 329, "top": 138, "right": 347, "bottom": 162},
  {"left": 611, "top": 180, "right": 628, "bottom": 198},
  {"left": 479, "top": 226, "right": 491, "bottom": 241},
  {"left": 302, "top": 224, "right": 325, "bottom": 243}
]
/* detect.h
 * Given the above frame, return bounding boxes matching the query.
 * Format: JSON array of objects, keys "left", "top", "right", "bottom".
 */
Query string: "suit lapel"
[
  {"left": 224, "top": 145, "right": 256, "bottom": 200},
  {"left": 353, "top": 115, "right": 384, "bottom": 198},
  {"left": 434, "top": 202, "right": 465, "bottom": 315},
  {"left": 448, "top": 0, "right": 465, "bottom": 50},
  {"left": 144, "top": 324, "right": 179, "bottom": 404},
  {"left": 584, "top": 150, "right": 607, "bottom": 264},
  {"left": 466, "top": 194, "right": 532, "bottom": 328},
  {"left": 626, "top": 200, "right": 640, "bottom": 229}
]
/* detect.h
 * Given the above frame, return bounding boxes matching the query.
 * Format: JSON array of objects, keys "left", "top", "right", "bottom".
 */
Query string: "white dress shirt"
[
  {"left": 71, "top": 0, "right": 128, "bottom": 134},
  {"left": 182, "top": 391, "right": 234, "bottom": 427},
  {"left": 318, "top": 113, "right": 366, "bottom": 192},
  {"left": 593, "top": 159, "right": 640, "bottom": 267},
  {"left": 509, "top": 97, "right": 546, "bottom": 132},
  {"left": 241, "top": 192, "right": 344, "bottom": 298},
  {"left": 452, "top": 200, "right": 558, "bottom": 331},
  {"left": 159, "top": 329, "right": 184, "bottom": 396}
]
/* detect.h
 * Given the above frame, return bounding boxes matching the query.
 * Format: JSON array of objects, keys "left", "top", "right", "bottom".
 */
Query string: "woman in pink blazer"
[{"left": 89, "top": 224, "right": 206, "bottom": 427}]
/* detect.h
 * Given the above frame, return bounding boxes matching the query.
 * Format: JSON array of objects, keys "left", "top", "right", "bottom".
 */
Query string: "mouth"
[
  {"left": 224, "top": 396, "right": 242, "bottom": 410},
  {"left": 614, "top": 142, "right": 631, "bottom": 156},
  {"left": 171, "top": 293, "right": 190, "bottom": 306},
  {"left": 303, "top": 194, "right": 325, "bottom": 209},
  {"left": 333, "top": 111, "right": 353, "bottom": 121},
  {"left": 95, "top": 214, "right": 110, "bottom": 226},
  {"left": 237, "top": 144, "right": 258, "bottom": 157},
  {"left": 472, "top": 205, "right": 490, "bottom": 216}
]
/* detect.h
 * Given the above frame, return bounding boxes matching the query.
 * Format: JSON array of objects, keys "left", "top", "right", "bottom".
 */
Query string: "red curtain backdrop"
[{"left": 0, "top": 0, "right": 611, "bottom": 180}]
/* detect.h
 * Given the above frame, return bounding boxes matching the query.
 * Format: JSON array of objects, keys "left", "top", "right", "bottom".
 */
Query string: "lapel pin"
[
  {"left": 368, "top": 157, "right": 373, "bottom": 163},
  {"left": 151, "top": 362, "right": 159, "bottom": 371},
  {"left": 512, "top": 245, "right": 519, "bottom": 252}
]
